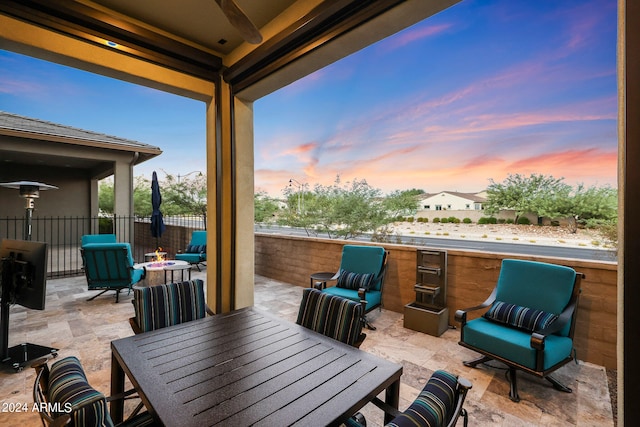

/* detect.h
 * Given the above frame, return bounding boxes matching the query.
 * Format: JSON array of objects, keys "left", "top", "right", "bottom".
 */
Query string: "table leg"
[
  {"left": 384, "top": 378, "right": 401, "bottom": 424},
  {"left": 110, "top": 352, "right": 125, "bottom": 423}
]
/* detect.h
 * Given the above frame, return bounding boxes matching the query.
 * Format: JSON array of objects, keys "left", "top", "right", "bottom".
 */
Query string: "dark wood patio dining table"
[{"left": 110, "top": 306, "right": 403, "bottom": 426}]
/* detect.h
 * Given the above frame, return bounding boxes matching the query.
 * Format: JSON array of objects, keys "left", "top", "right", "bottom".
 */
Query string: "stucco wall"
[{"left": 255, "top": 233, "right": 618, "bottom": 369}]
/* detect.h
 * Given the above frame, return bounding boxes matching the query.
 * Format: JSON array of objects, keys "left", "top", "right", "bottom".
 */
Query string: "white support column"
[{"left": 113, "top": 158, "right": 134, "bottom": 243}]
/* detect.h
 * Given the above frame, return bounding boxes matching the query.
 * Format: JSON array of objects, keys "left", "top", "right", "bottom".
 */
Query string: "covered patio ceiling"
[{"left": 0, "top": 0, "right": 460, "bottom": 99}]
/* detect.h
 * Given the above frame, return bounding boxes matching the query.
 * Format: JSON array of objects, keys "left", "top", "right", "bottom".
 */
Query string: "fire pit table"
[{"left": 134, "top": 260, "right": 190, "bottom": 287}]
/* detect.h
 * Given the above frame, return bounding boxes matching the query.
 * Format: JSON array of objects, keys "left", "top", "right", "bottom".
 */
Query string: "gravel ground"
[{"left": 390, "top": 221, "right": 613, "bottom": 249}]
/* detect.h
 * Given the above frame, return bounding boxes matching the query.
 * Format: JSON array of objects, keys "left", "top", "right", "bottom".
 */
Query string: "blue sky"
[{"left": 0, "top": 0, "right": 617, "bottom": 197}]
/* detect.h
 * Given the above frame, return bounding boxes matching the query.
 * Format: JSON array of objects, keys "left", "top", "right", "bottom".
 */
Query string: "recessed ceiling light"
[{"left": 218, "top": 39, "right": 227, "bottom": 45}]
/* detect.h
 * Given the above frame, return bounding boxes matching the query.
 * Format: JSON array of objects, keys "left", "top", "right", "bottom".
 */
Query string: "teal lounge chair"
[
  {"left": 175, "top": 230, "right": 207, "bottom": 270},
  {"left": 455, "top": 259, "right": 584, "bottom": 402},
  {"left": 315, "top": 245, "right": 388, "bottom": 330},
  {"left": 81, "top": 243, "right": 145, "bottom": 303}
]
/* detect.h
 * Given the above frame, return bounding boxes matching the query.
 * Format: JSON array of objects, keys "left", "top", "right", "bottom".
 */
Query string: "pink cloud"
[
  {"left": 0, "top": 77, "right": 46, "bottom": 96},
  {"left": 382, "top": 23, "right": 453, "bottom": 51}
]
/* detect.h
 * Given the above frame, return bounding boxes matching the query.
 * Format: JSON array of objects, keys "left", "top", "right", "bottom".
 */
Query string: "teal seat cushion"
[
  {"left": 131, "top": 267, "right": 145, "bottom": 285},
  {"left": 322, "top": 286, "right": 381, "bottom": 312},
  {"left": 81, "top": 234, "right": 117, "bottom": 246},
  {"left": 339, "top": 245, "right": 386, "bottom": 291},
  {"left": 464, "top": 317, "right": 573, "bottom": 371},
  {"left": 175, "top": 252, "right": 205, "bottom": 263}
]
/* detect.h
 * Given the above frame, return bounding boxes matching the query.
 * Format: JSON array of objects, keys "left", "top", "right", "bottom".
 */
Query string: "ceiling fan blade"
[{"left": 214, "top": 0, "right": 263, "bottom": 44}]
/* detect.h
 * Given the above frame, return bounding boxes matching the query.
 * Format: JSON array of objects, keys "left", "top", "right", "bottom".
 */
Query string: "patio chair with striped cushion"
[
  {"left": 32, "top": 356, "right": 156, "bottom": 427},
  {"left": 347, "top": 370, "right": 472, "bottom": 427},
  {"left": 296, "top": 287, "right": 366, "bottom": 348},
  {"left": 129, "top": 279, "right": 214, "bottom": 334}
]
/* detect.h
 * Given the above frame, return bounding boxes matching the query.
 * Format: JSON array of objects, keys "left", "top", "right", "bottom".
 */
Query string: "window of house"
[{"left": 435, "top": 205, "right": 442, "bottom": 211}]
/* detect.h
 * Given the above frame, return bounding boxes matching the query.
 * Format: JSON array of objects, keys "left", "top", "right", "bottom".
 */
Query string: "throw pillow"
[
  {"left": 484, "top": 301, "right": 558, "bottom": 332},
  {"left": 186, "top": 244, "right": 206, "bottom": 253},
  {"left": 336, "top": 270, "right": 374, "bottom": 290}
]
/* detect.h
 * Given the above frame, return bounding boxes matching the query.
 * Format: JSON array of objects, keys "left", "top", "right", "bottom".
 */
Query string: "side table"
[{"left": 310, "top": 271, "right": 337, "bottom": 289}]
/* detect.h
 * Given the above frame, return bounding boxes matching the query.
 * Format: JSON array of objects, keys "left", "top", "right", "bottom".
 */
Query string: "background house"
[
  {"left": 0, "top": 111, "right": 161, "bottom": 241},
  {"left": 418, "top": 191, "right": 486, "bottom": 211}
]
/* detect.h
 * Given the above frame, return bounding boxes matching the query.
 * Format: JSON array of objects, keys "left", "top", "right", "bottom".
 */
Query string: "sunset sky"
[{"left": 0, "top": 0, "right": 617, "bottom": 197}]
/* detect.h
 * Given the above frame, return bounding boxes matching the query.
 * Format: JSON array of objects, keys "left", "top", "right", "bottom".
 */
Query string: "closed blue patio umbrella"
[{"left": 150, "top": 171, "right": 166, "bottom": 246}]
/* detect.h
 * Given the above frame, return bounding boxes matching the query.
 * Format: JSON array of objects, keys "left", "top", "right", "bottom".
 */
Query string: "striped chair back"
[
  {"left": 33, "top": 356, "right": 156, "bottom": 427},
  {"left": 132, "top": 279, "right": 208, "bottom": 333},
  {"left": 296, "top": 288, "right": 365, "bottom": 347},
  {"left": 37, "top": 356, "right": 114, "bottom": 427}
]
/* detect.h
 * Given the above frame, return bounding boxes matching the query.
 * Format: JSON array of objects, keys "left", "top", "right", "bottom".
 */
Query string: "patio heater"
[{"left": 0, "top": 181, "right": 58, "bottom": 240}]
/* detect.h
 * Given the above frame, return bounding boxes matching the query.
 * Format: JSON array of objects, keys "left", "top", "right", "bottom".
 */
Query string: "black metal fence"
[{"left": 0, "top": 215, "right": 206, "bottom": 278}]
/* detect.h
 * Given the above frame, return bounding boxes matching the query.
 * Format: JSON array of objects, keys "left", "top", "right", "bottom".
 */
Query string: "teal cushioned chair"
[
  {"left": 81, "top": 243, "right": 145, "bottom": 303},
  {"left": 175, "top": 230, "right": 207, "bottom": 270},
  {"left": 315, "top": 245, "right": 388, "bottom": 330},
  {"left": 32, "top": 356, "right": 156, "bottom": 427},
  {"left": 455, "top": 259, "right": 584, "bottom": 402}
]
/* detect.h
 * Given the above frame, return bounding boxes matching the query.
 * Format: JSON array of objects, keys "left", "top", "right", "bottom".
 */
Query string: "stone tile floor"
[{"left": 0, "top": 271, "right": 614, "bottom": 426}]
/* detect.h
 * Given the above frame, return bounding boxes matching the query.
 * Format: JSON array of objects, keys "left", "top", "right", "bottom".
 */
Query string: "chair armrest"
[
  {"left": 205, "top": 305, "right": 215, "bottom": 317},
  {"left": 128, "top": 317, "right": 143, "bottom": 335},
  {"left": 455, "top": 288, "right": 497, "bottom": 325}
]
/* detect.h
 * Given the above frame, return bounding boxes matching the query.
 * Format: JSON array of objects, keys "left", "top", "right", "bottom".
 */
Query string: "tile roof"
[{"left": 0, "top": 110, "right": 161, "bottom": 153}]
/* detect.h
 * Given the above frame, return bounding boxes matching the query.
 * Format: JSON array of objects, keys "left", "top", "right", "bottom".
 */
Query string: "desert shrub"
[
  {"left": 417, "top": 217, "right": 428, "bottom": 223},
  {"left": 433, "top": 217, "right": 440, "bottom": 223},
  {"left": 448, "top": 217, "right": 460, "bottom": 223},
  {"left": 440, "top": 217, "right": 449, "bottom": 223},
  {"left": 406, "top": 217, "right": 415, "bottom": 223},
  {"left": 478, "top": 217, "right": 497, "bottom": 224},
  {"left": 517, "top": 217, "right": 531, "bottom": 225},
  {"left": 505, "top": 218, "right": 514, "bottom": 224},
  {"left": 463, "top": 218, "right": 472, "bottom": 224},
  {"left": 99, "top": 217, "right": 114, "bottom": 234},
  {"left": 497, "top": 218, "right": 506, "bottom": 224}
]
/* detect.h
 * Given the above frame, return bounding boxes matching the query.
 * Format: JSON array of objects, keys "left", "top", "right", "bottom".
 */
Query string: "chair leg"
[
  {"left": 546, "top": 375, "right": 573, "bottom": 393},
  {"left": 462, "top": 355, "right": 492, "bottom": 368},
  {"left": 506, "top": 367, "right": 521, "bottom": 402},
  {"left": 87, "top": 289, "right": 108, "bottom": 301},
  {"left": 363, "top": 315, "right": 376, "bottom": 331}
]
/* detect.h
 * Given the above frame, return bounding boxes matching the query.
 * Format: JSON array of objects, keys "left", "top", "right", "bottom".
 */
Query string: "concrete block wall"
[{"left": 255, "top": 233, "right": 618, "bottom": 369}]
